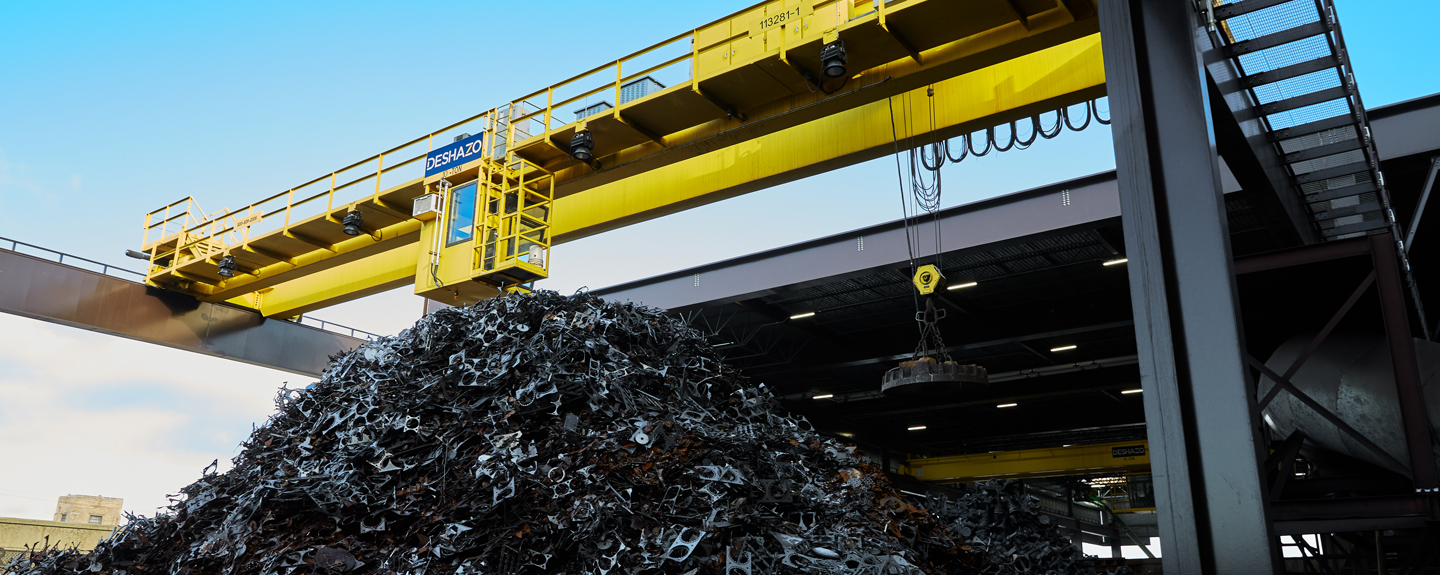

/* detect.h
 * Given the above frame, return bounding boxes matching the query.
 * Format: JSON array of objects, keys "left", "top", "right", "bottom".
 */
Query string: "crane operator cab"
[{"left": 412, "top": 109, "right": 554, "bottom": 304}]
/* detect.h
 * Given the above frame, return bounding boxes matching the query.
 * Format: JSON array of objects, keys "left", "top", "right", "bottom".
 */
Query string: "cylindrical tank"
[{"left": 1259, "top": 332, "right": 1440, "bottom": 477}]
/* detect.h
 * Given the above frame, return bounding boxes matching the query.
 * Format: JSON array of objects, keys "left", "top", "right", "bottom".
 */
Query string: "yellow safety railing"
[
  {"left": 139, "top": 0, "right": 888, "bottom": 275},
  {"left": 474, "top": 155, "right": 553, "bottom": 286},
  {"left": 138, "top": 109, "right": 504, "bottom": 277},
  {"left": 141, "top": 197, "right": 212, "bottom": 248}
]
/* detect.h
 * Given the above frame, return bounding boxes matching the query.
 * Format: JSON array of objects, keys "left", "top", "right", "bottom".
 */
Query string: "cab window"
[{"left": 447, "top": 183, "right": 477, "bottom": 246}]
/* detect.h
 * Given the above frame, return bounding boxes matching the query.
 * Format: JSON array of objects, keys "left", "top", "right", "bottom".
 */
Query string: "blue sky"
[{"left": 1, "top": 0, "right": 1437, "bottom": 549}]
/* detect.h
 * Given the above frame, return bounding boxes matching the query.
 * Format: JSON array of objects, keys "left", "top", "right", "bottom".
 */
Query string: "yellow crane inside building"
[{"left": 134, "top": 0, "right": 1106, "bottom": 318}]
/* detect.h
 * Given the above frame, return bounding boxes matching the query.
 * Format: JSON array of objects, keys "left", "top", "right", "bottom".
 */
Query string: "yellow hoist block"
[{"left": 912, "top": 264, "right": 945, "bottom": 295}]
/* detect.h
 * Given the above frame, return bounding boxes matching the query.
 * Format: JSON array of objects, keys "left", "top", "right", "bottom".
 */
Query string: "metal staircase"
[{"left": 1213, "top": 0, "right": 1395, "bottom": 242}]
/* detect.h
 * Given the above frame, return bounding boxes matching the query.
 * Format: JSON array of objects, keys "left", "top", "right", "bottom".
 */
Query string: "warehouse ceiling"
[
  {"left": 685, "top": 220, "right": 1144, "bottom": 458},
  {"left": 652, "top": 128, "right": 1440, "bottom": 459}
]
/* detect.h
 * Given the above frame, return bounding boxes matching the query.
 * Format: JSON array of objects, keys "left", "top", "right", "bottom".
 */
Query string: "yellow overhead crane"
[
  {"left": 905, "top": 440, "right": 1151, "bottom": 484},
  {"left": 136, "top": 0, "right": 1106, "bottom": 317}
]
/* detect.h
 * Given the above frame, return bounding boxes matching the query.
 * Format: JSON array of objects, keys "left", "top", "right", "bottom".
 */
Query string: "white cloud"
[{"left": 0, "top": 314, "right": 288, "bottom": 520}]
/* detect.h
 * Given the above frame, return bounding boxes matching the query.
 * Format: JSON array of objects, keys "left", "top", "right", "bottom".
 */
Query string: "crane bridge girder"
[{"left": 135, "top": 0, "right": 1104, "bottom": 318}]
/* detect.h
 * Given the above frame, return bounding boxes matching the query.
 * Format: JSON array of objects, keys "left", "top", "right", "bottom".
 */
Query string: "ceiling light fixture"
[
  {"left": 907, "top": 425, "right": 927, "bottom": 431},
  {"left": 996, "top": 403, "right": 1018, "bottom": 408},
  {"left": 1122, "top": 389, "right": 1143, "bottom": 394},
  {"left": 812, "top": 394, "right": 834, "bottom": 400},
  {"left": 789, "top": 311, "right": 816, "bottom": 320},
  {"left": 1103, "top": 258, "right": 1128, "bottom": 266},
  {"left": 1050, "top": 345, "right": 1077, "bottom": 352},
  {"left": 947, "top": 281, "right": 978, "bottom": 290}
]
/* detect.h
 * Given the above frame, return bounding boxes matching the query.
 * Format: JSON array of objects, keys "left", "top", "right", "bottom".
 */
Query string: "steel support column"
[
  {"left": 1097, "top": 0, "right": 1281, "bottom": 572},
  {"left": 1371, "top": 234, "right": 1439, "bottom": 490}
]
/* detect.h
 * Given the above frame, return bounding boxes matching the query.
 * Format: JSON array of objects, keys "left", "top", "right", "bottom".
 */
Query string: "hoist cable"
[
  {"left": 887, "top": 96, "right": 919, "bottom": 275},
  {"left": 889, "top": 96, "right": 1111, "bottom": 338}
]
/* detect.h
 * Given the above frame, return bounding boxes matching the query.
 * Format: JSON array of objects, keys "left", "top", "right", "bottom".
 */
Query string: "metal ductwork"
[{"left": 1260, "top": 332, "right": 1440, "bottom": 477}]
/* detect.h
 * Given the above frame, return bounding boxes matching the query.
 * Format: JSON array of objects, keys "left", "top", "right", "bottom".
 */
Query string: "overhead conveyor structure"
[{"left": 132, "top": 0, "right": 1107, "bottom": 319}]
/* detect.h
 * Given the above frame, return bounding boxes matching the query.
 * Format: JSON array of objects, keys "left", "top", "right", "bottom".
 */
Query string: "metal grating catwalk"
[{"left": 1213, "top": 0, "right": 1397, "bottom": 242}]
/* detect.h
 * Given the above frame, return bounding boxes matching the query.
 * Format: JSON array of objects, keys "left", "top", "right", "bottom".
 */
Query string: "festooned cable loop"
[
  {"left": 945, "top": 133, "right": 969, "bottom": 163},
  {"left": 1091, "top": 99, "right": 1111, "bottom": 125},
  {"left": 1038, "top": 109, "right": 1064, "bottom": 139},
  {"left": 968, "top": 128, "right": 993, "bottom": 157},
  {"left": 1013, "top": 117, "right": 1039, "bottom": 149},
  {"left": 920, "top": 141, "right": 944, "bottom": 172},
  {"left": 991, "top": 124, "right": 1016, "bottom": 153},
  {"left": 1063, "top": 102, "right": 1092, "bottom": 132},
  {"left": 909, "top": 98, "right": 1105, "bottom": 171}
]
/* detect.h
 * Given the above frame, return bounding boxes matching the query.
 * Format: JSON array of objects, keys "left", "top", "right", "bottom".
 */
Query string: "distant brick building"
[
  {"left": 52, "top": 495, "right": 122, "bottom": 526},
  {"left": 1, "top": 496, "right": 122, "bottom": 562}
]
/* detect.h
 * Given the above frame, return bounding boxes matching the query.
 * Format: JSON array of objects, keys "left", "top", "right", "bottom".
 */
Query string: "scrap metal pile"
[
  {"left": 943, "top": 481, "right": 1114, "bottom": 575},
  {"left": 8, "top": 291, "right": 1106, "bottom": 575}
]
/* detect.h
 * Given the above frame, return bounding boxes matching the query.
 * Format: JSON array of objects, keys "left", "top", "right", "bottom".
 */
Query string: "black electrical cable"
[
  {"left": 904, "top": 91, "right": 942, "bottom": 213},
  {"left": 991, "top": 125, "right": 1016, "bottom": 153},
  {"left": 1038, "top": 109, "right": 1065, "bottom": 139},
  {"left": 820, "top": 74, "right": 851, "bottom": 95},
  {"left": 893, "top": 96, "right": 1111, "bottom": 282},
  {"left": 944, "top": 134, "right": 969, "bottom": 163},
  {"left": 1014, "top": 116, "right": 1039, "bottom": 149},
  {"left": 1091, "top": 98, "right": 1112, "bottom": 125},
  {"left": 968, "top": 128, "right": 994, "bottom": 157},
  {"left": 920, "top": 141, "right": 944, "bottom": 171},
  {"left": 1063, "top": 102, "right": 1092, "bottom": 131}
]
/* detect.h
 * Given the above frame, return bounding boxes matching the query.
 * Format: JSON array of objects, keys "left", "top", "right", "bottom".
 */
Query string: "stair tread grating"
[
  {"left": 1262, "top": 85, "right": 1349, "bottom": 116},
  {"left": 1289, "top": 149, "right": 1367, "bottom": 177},
  {"left": 1251, "top": 68, "right": 1343, "bottom": 106},
  {"left": 1215, "top": 0, "right": 1306, "bottom": 21},
  {"left": 1283, "top": 137, "right": 1364, "bottom": 162},
  {"left": 1320, "top": 216, "right": 1390, "bottom": 237},
  {"left": 1240, "top": 55, "right": 1340, "bottom": 89},
  {"left": 1237, "top": 35, "right": 1333, "bottom": 77},
  {"left": 1225, "top": 20, "right": 1331, "bottom": 57},
  {"left": 1270, "top": 114, "right": 1358, "bottom": 141},
  {"left": 1267, "top": 99, "right": 1352, "bottom": 131},
  {"left": 1294, "top": 161, "right": 1372, "bottom": 185},
  {"left": 1309, "top": 195, "right": 1380, "bottom": 218},
  {"left": 1221, "top": 0, "right": 1322, "bottom": 43},
  {"left": 1278, "top": 125, "right": 1358, "bottom": 154}
]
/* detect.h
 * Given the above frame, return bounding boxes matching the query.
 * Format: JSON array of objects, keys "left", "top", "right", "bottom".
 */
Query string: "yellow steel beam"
[
  {"left": 539, "top": 5, "right": 1099, "bottom": 200},
  {"left": 245, "top": 33, "right": 1105, "bottom": 317},
  {"left": 192, "top": 219, "right": 422, "bottom": 303},
  {"left": 903, "top": 440, "right": 1151, "bottom": 483},
  {"left": 254, "top": 242, "right": 420, "bottom": 318},
  {"left": 553, "top": 33, "right": 1104, "bottom": 242}
]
